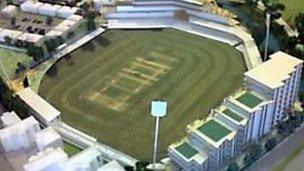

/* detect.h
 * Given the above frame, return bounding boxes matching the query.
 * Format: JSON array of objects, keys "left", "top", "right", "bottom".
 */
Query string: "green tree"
[
  {"left": 226, "top": 161, "right": 240, "bottom": 171},
  {"left": 45, "top": 39, "right": 58, "bottom": 53},
  {"left": 86, "top": 11, "right": 97, "bottom": 31},
  {"left": 15, "top": 62, "right": 26, "bottom": 74},
  {"left": 265, "top": 137, "right": 277, "bottom": 151},
  {"left": 26, "top": 45, "right": 44, "bottom": 61},
  {"left": 46, "top": 16, "right": 54, "bottom": 26},
  {"left": 4, "top": 36, "right": 12, "bottom": 45},
  {"left": 295, "top": 12, "right": 304, "bottom": 44},
  {"left": 243, "top": 143, "right": 263, "bottom": 166},
  {"left": 5, "top": 0, "right": 12, "bottom": 5},
  {"left": 10, "top": 17, "right": 16, "bottom": 27},
  {"left": 23, "top": 76, "right": 29, "bottom": 88}
]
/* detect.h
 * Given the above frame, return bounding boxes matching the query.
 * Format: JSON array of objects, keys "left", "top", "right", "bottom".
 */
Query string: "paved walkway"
[{"left": 247, "top": 125, "right": 304, "bottom": 171}]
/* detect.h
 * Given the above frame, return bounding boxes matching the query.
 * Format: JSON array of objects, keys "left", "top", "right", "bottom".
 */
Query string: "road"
[
  {"left": 284, "top": 146, "right": 304, "bottom": 171},
  {"left": 247, "top": 125, "right": 304, "bottom": 171}
]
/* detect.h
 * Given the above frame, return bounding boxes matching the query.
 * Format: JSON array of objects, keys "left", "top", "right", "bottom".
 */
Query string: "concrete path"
[{"left": 247, "top": 125, "right": 304, "bottom": 171}]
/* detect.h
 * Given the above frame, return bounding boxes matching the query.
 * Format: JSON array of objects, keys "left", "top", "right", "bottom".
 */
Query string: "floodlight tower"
[
  {"left": 264, "top": 13, "right": 271, "bottom": 61},
  {"left": 149, "top": 100, "right": 167, "bottom": 170}
]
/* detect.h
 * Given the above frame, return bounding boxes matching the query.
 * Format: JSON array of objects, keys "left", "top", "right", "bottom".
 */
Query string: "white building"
[
  {"left": 1, "top": 111, "right": 21, "bottom": 127},
  {"left": 212, "top": 106, "right": 248, "bottom": 153},
  {"left": 1, "top": 5, "right": 17, "bottom": 19},
  {"left": 224, "top": 90, "right": 275, "bottom": 143},
  {"left": 23, "top": 146, "right": 104, "bottom": 171},
  {"left": 65, "top": 146, "right": 104, "bottom": 171},
  {"left": 0, "top": 29, "right": 23, "bottom": 43},
  {"left": 245, "top": 51, "right": 303, "bottom": 126},
  {"left": 56, "top": 6, "right": 78, "bottom": 18},
  {"left": 38, "top": 4, "right": 61, "bottom": 17},
  {"left": 98, "top": 160, "right": 126, "bottom": 171},
  {"left": 168, "top": 138, "right": 210, "bottom": 171},
  {"left": 0, "top": 116, "right": 40, "bottom": 152},
  {"left": 17, "top": 88, "right": 61, "bottom": 126},
  {"left": 20, "top": 1, "right": 43, "bottom": 14},
  {"left": 67, "top": 14, "right": 84, "bottom": 22},
  {"left": 23, "top": 148, "right": 68, "bottom": 171},
  {"left": 18, "top": 33, "right": 44, "bottom": 45},
  {"left": 35, "top": 127, "right": 63, "bottom": 151}
]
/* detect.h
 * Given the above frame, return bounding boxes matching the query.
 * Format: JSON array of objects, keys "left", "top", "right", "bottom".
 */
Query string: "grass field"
[
  {"left": 0, "top": 48, "right": 30, "bottom": 79},
  {"left": 64, "top": 142, "right": 82, "bottom": 157},
  {"left": 280, "top": 0, "right": 304, "bottom": 25},
  {"left": 39, "top": 29, "right": 246, "bottom": 160}
]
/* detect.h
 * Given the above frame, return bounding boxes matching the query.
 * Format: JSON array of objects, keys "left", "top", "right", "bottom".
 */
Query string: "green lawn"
[
  {"left": 280, "top": 0, "right": 304, "bottom": 25},
  {"left": 0, "top": 48, "right": 31, "bottom": 79},
  {"left": 39, "top": 29, "right": 246, "bottom": 160},
  {"left": 64, "top": 142, "right": 82, "bottom": 157}
]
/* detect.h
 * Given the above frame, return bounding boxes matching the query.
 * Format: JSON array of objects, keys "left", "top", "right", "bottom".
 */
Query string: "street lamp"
[
  {"left": 264, "top": 13, "right": 271, "bottom": 61},
  {"left": 147, "top": 100, "right": 167, "bottom": 170}
]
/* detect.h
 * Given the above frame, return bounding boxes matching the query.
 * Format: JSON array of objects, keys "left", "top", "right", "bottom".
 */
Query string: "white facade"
[
  {"left": 1, "top": 111, "right": 21, "bottom": 127},
  {"left": 17, "top": 88, "right": 61, "bottom": 126},
  {"left": 0, "top": 29, "right": 23, "bottom": 43},
  {"left": 245, "top": 51, "right": 303, "bottom": 126},
  {"left": 23, "top": 148, "right": 68, "bottom": 171},
  {"left": 18, "top": 33, "right": 44, "bottom": 44},
  {"left": 57, "top": 6, "right": 78, "bottom": 18},
  {"left": 0, "top": 116, "right": 40, "bottom": 152},
  {"left": 23, "top": 146, "right": 104, "bottom": 171},
  {"left": 65, "top": 146, "right": 103, "bottom": 171},
  {"left": 1, "top": 5, "right": 17, "bottom": 19},
  {"left": 38, "top": 4, "right": 61, "bottom": 17},
  {"left": 20, "top": 1, "right": 43, "bottom": 14},
  {"left": 224, "top": 90, "right": 275, "bottom": 143},
  {"left": 35, "top": 127, "right": 63, "bottom": 151}
]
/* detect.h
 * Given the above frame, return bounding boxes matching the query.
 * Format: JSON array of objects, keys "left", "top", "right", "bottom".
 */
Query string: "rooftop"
[
  {"left": 245, "top": 51, "right": 303, "bottom": 89},
  {"left": 35, "top": 127, "right": 61, "bottom": 149},
  {"left": 236, "top": 92, "right": 263, "bottom": 108},
  {"left": 16, "top": 88, "right": 60, "bottom": 123},
  {"left": 197, "top": 119, "right": 232, "bottom": 142},
  {"left": 0, "top": 111, "right": 21, "bottom": 127},
  {"left": 175, "top": 142, "right": 198, "bottom": 159},
  {"left": 222, "top": 109, "right": 243, "bottom": 122},
  {"left": 98, "top": 160, "right": 125, "bottom": 171},
  {"left": 24, "top": 148, "right": 67, "bottom": 171}
]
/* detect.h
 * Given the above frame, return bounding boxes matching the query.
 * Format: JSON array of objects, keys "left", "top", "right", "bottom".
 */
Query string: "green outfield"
[
  {"left": 39, "top": 29, "right": 246, "bottom": 160},
  {"left": 280, "top": 0, "right": 304, "bottom": 25}
]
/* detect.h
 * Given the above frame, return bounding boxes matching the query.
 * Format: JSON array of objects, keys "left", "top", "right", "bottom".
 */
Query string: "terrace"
[
  {"left": 197, "top": 119, "right": 232, "bottom": 142},
  {"left": 236, "top": 91, "right": 263, "bottom": 108},
  {"left": 175, "top": 142, "right": 198, "bottom": 159},
  {"left": 222, "top": 109, "right": 244, "bottom": 122}
]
